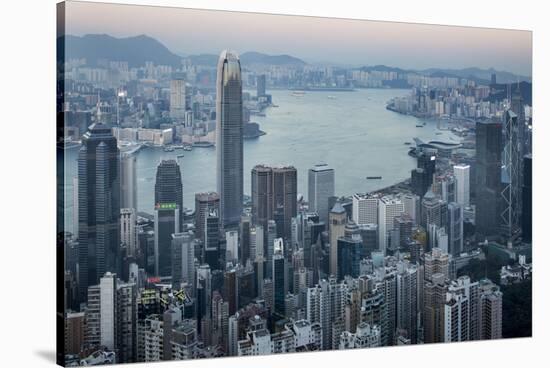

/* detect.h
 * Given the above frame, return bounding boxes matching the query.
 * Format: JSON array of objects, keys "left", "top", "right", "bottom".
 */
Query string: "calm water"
[{"left": 63, "top": 88, "right": 456, "bottom": 232}]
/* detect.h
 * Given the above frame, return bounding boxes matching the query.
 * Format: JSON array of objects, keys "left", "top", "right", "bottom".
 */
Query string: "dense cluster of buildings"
[{"left": 60, "top": 49, "right": 531, "bottom": 366}]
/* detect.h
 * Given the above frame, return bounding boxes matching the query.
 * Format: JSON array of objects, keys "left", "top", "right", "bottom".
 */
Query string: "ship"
[
  {"left": 415, "top": 124, "right": 424, "bottom": 128},
  {"left": 291, "top": 91, "right": 305, "bottom": 97},
  {"left": 163, "top": 146, "right": 175, "bottom": 152},
  {"left": 366, "top": 176, "right": 382, "bottom": 180},
  {"left": 192, "top": 141, "right": 215, "bottom": 148}
]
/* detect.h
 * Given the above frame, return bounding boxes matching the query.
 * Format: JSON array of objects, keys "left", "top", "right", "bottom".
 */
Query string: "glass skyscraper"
[
  {"left": 216, "top": 50, "right": 244, "bottom": 228},
  {"left": 77, "top": 122, "right": 120, "bottom": 302}
]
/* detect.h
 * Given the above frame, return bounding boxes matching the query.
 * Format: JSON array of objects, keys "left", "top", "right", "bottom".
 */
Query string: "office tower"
[
  {"left": 117, "top": 281, "right": 138, "bottom": 363},
  {"left": 411, "top": 168, "right": 431, "bottom": 197},
  {"left": 352, "top": 193, "right": 379, "bottom": 225},
  {"left": 224, "top": 268, "right": 238, "bottom": 316},
  {"left": 266, "top": 220, "right": 277, "bottom": 278},
  {"left": 475, "top": 120, "right": 502, "bottom": 237},
  {"left": 453, "top": 164, "right": 470, "bottom": 207},
  {"left": 396, "top": 262, "right": 418, "bottom": 344},
  {"left": 501, "top": 109, "right": 522, "bottom": 238},
  {"left": 424, "top": 248, "right": 450, "bottom": 282},
  {"left": 155, "top": 160, "right": 183, "bottom": 227},
  {"left": 378, "top": 196, "right": 404, "bottom": 254},
  {"left": 194, "top": 192, "right": 220, "bottom": 244},
  {"left": 170, "top": 77, "right": 187, "bottom": 119},
  {"left": 251, "top": 164, "right": 273, "bottom": 231},
  {"left": 393, "top": 214, "right": 413, "bottom": 250},
  {"left": 308, "top": 164, "right": 335, "bottom": 224},
  {"left": 358, "top": 223, "right": 378, "bottom": 257},
  {"left": 256, "top": 74, "right": 266, "bottom": 98},
  {"left": 77, "top": 122, "right": 120, "bottom": 302},
  {"left": 434, "top": 174, "right": 456, "bottom": 204},
  {"left": 120, "top": 151, "right": 137, "bottom": 211},
  {"left": 216, "top": 50, "right": 244, "bottom": 227},
  {"left": 154, "top": 203, "right": 180, "bottom": 277},
  {"left": 329, "top": 202, "right": 347, "bottom": 277},
  {"left": 121, "top": 208, "right": 137, "bottom": 257},
  {"left": 203, "top": 210, "right": 221, "bottom": 270},
  {"left": 418, "top": 153, "right": 436, "bottom": 182},
  {"left": 272, "top": 239, "right": 288, "bottom": 318},
  {"left": 237, "top": 267, "right": 256, "bottom": 308},
  {"left": 402, "top": 193, "right": 420, "bottom": 226},
  {"left": 421, "top": 190, "right": 447, "bottom": 247},
  {"left": 522, "top": 155, "right": 532, "bottom": 242},
  {"left": 479, "top": 279, "right": 503, "bottom": 340},
  {"left": 251, "top": 164, "right": 298, "bottom": 242},
  {"left": 239, "top": 214, "right": 252, "bottom": 264},
  {"left": 447, "top": 202, "right": 464, "bottom": 257},
  {"left": 226, "top": 230, "right": 239, "bottom": 262},
  {"left": 171, "top": 232, "right": 195, "bottom": 289},
  {"left": 337, "top": 221, "right": 363, "bottom": 280}
]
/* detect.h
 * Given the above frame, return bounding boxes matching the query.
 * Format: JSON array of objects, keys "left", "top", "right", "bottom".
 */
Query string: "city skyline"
[{"left": 63, "top": 1, "right": 532, "bottom": 76}]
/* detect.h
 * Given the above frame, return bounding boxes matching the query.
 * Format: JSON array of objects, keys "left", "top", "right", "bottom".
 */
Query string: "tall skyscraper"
[
  {"left": 77, "top": 122, "right": 120, "bottom": 301},
  {"left": 337, "top": 221, "right": 363, "bottom": 280},
  {"left": 308, "top": 164, "right": 335, "bottom": 224},
  {"left": 256, "top": 74, "right": 266, "bottom": 98},
  {"left": 251, "top": 164, "right": 297, "bottom": 241},
  {"left": 329, "top": 202, "right": 347, "bottom": 277},
  {"left": 453, "top": 164, "right": 470, "bottom": 207},
  {"left": 378, "top": 196, "right": 404, "bottom": 254},
  {"left": 171, "top": 231, "right": 195, "bottom": 289},
  {"left": 501, "top": 110, "right": 522, "bottom": 238},
  {"left": 216, "top": 50, "right": 244, "bottom": 227},
  {"left": 352, "top": 193, "right": 379, "bottom": 225},
  {"left": 170, "top": 77, "right": 187, "bottom": 119},
  {"left": 154, "top": 203, "right": 180, "bottom": 277},
  {"left": 479, "top": 279, "right": 503, "bottom": 340},
  {"left": 121, "top": 208, "right": 137, "bottom": 257},
  {"left": 272, "top": 239, "right": 288, "bottom": 318},
  {"left": 447, "top": 202, "right": 464, "bottom": 257},
  {"left": 120, "top": 151, "right": 138, "bottom": 211},
  {"left": 154, "top": 160, "right": 183, "bottom": 227},
  {"left": 522, "top": 154, "right": 532, "bottom": 243},
  {"left": 475, "top": 120, "right": 503, "bottom": 237},
  {"left": 194, "top": 192, "right": 220, "bottom": 244}
]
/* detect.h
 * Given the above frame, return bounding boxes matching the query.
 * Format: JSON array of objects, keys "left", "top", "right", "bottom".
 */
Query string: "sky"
[{"left": 64, "top": 1, "right": 532, "bottom": 76}]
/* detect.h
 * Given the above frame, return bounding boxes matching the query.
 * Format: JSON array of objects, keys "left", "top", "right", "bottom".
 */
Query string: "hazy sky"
[{"left": 64, "top": 1, "right": 532, "bottom": 75}]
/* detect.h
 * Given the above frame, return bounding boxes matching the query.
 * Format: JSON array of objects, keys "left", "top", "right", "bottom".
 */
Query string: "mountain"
[
  {"left": 59, "top": 34, "right": 182, "bottom": 67},
  {"left": 240, "top": 52, "right": 306, "bottom": 66},
  {"left": 421, "top": 67, "right": 531, "bottom": 84}
]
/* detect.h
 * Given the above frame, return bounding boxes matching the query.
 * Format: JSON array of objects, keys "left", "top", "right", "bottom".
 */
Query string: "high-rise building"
[
  {"left": 522, "top": 154, "right": 532, "bottom": 242},
  {"left": 337, "top": 221, "right": 363, "bottom": 280},
  {"left": 154, "top": 203, "right": 180, "bottom": 277},
  {"left": 475, "top": 120, "right": 502, "bottom": 237},
  {"left": 170, "top": 77, "right": 187, "bottom": 119},
  {"left": 203, "top": 209, "right": 221, "bottom": 270},
  {"left": 329, "top": 202, "right": 347, "bottom": 277},
  {"left": 453, "top": 164, "right": 470, "bottom": 207},
  {"left": 308, "top": 164, "right": 335, "bottom": 224},
  {"left": 501, "top": 109, "right": 522, "bottom": 238},
  {"left": 447, "top": 202, "right": 464, "bottom": 257},
  {"left": 78, "top": 122, "right": 120, "bottom": 302},
  {"left": 424, "top": 248, "right": 450, "bottom": 282},
  {"left": 171, "top": 232, "right": 195, "bottom": 289},
  {"left": 194, "top": 192, "right": 220, "bottom": 244},
  {"left": 444, "top": 276, "right": 480, "bottom": 343},
  {"left": 423, "top": 273, "right": 447, "bottom": 344},
  {"left": 251, "top": 164, "right": 298, "bottom": 242},
  {"left": 239, "top": 215, "right": 252, "bottom": 264},
  {"left": 479, "top": 279, "right": 503, "bottom": 340},
  {"left": 272, "top": 239, "right": 288, "bottom": 318},
  {"left": 396, "top": 262, "right": 418, "bottom": 344},
  {"left": 226, "top": 230, "right": 239, "bottom": 262},
  {"left": 216, "top": 50, "right": 244, "bottom": 227},
  {"left": 120, "top": 151, "right": 138, "bottom": 211},
  {"left": 155, "top": 160, "right": 183, "bottom": 227},
  {"left": 256, "top": 74, "right": 266, "bottom": 98},
  {"left": 121, "top": 208, "right": 137, "bottom": 257},
  {"left": 352, "top": 193, "right": 379, "bottom": 225},
  {"left": 393, "top": 214, "right": 413, "bottom": 250},
  {"left": 378, "top": 196, "right": 404, "bottom": 254},
  {"left": 402, "top": 193, "right": 420, "bottom": 225}
]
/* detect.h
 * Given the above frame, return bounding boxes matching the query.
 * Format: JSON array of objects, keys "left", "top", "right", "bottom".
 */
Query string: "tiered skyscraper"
[
  {"left": 216, "top": 50, "right": 244, "bottom": 228},
  {"left": 77, "top": 122, "right": 120, "bottom": 302}
]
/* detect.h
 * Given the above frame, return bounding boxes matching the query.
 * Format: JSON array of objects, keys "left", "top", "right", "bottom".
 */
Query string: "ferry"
[
  {"left": 173, "top": 144, "right": 186, "bottom": 150},
  {"left": 403, "top": 142, "right": 412, "bottom": 145},
  {"left": 192, "top": 141, "right": 215, "bottom": 148},
  {"left": 291, "top": 91, "right": 305, "bottom": 97},
  {"left": 366, "top": 176, "right": 382, "bottom": 180},
  {"left": 163, "top": 146, "right": 175, "bottom": 152},
  {"left": 177, "top": 154, "right": 185, "bottom": 159},
  {"left": 415, "top": 124, "right": 424, "bottom": 128}
]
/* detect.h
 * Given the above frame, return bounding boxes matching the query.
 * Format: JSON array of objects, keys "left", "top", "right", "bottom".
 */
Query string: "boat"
[
  {"left": 327, "top": 95, "right": 336, "bottom": 100},
  {"left": 183, "top": 146, "right": 192, "bottom": 151},
  {"left": 163, "top": 146, "right": 175, "bottom": 152},
  {"left": 177, "top": 154, "right": 185, "bottom": 158},
  {"left": 291, "top": 91, "right": 305, "bottom": 97},
  {"left": 435, "top": 132, "right": 443, "bottom": 135},
  {"left": 192, "top": 141, "right": 215, "bottom": 148},
  {"left": 366, "top": 176, "right": 382, "bottom": 180},
  {"left": 271, "top": 104, "right": 279, "bottom": 108},
  {"left": 173, "top": 145, "right": 185, "bottom": 150},
  {"left": 415, "top": 125, "right": 424, "bottom": 128},
  {"left": 403, "top": 142, "right": 411, "bottom": 145}
]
